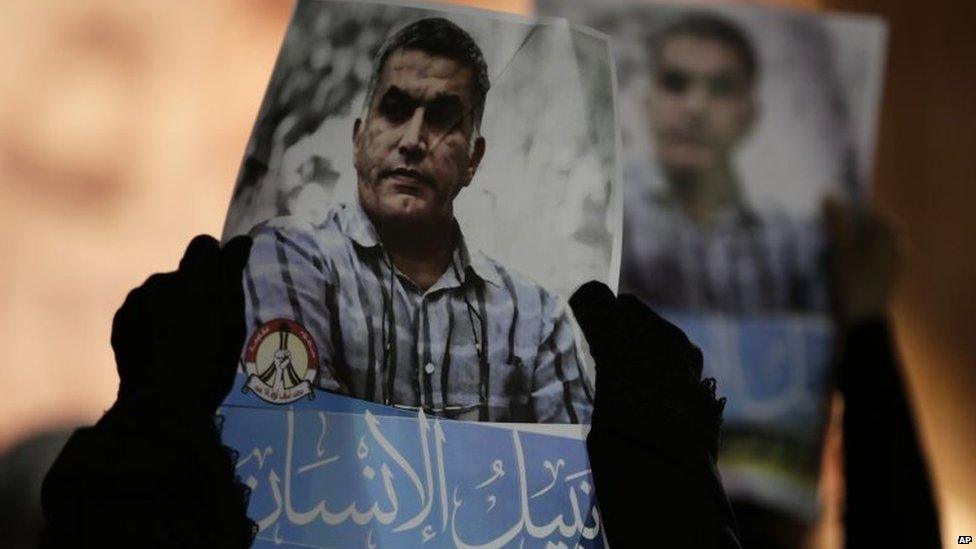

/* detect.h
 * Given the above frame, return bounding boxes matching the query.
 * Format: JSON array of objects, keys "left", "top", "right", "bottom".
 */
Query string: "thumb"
[{"left": 569, "top": 281, "right": 624, "bottom": 368}]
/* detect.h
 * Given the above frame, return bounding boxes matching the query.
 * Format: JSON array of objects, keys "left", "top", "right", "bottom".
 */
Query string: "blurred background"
[{"left": 0, "top": 0, "right": 972, "bottom": 547}]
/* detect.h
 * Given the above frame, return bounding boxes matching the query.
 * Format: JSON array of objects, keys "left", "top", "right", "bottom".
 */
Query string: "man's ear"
[
  {"left": 464, "top": 136, "right": 486, "bottom": 187},
  {"left": 742, "top": 96, "right": 760, "bottom": 138}
]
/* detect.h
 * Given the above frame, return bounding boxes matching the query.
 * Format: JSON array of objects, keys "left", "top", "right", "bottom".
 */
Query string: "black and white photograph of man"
[
  {"left": 224, "top": 2, "right": 620, "bottom": 424},
  {"left": 619, "top": 12, "right": 827, "bottom": 313}
]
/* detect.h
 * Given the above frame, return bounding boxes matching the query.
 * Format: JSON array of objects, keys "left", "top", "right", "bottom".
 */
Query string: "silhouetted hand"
[
  {"left": 569, "top": 281, "right": 739, "bottom": 548},
  {"left": 41, "top": 235, "right": 257, "bottom": 548},
  {"left": 824, "top": 198, "right": 902, "bottom": 328},
  {"left": 111, "top": 234, "right": 252, "bottom": 425},
  {"left": 570, "top": 280, "right": 724, "bottom": 458}
]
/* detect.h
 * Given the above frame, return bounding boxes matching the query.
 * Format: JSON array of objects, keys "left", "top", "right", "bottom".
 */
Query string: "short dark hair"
[
  {"left": 364, "top": 17, "right": 490, "bottom": 130},
  {"left": 650, "top": 12, "right": 758, "bottom": 85}
]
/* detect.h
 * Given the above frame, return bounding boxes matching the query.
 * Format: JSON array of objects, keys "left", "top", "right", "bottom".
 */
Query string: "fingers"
[
  {"left": 569, "top": 281, "right": 624, "bottom": 367},
  {"left": 177, "top": 234, "right": 252, "bottom": 300},
  {"left": 617, "top": 293, "right": 660, "bottom": 328},
  {"left": 179, "top": 234, "right": 221, "bottom": 275},
  {"left": 217, "top": 236, "right": 252, "bottom": 367},
  {"left": 617, "top": 294, "right": 702, "bottom": 382},
  {"left": 111, "top": 286, "right": 142, "bottom": 360},
  {"left": 617, "top": 294, "right": 687, "bottom": 346},
  {"left": 176, "top": 236, "right": 221, "bottom": 313},
  {"left": 823, "top": 196, "right": 854, "bottom": 251},
  {"left": 111, "top": 282, "right": 157, "bottom": 391},
  {"left": 217, "top": 235, "right": 252, "bottom": 321},
  {"left": 863, "top": 211, "right": 899, "bottom": 249},
  {"left": 220, "top": 235, "right": 253, "bottom": 279}
]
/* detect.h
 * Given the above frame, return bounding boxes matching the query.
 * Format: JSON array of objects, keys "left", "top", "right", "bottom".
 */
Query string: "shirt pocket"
[{"left": 441, "top": 357, "right": 533, "bottom": 422}]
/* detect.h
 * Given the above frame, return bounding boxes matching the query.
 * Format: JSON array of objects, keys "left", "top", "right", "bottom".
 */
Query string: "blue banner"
[
  {"left": 669, "top": 313, "right": 834, "bottom": 519},
  {"left": 222, "top": 379, "right": 603, "bottom": 548}
]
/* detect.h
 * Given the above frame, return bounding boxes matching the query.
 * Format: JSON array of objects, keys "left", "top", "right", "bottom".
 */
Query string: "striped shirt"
[
  {"left": 620, "top": 166, "right": 828, "bottom": 313},
  {"left": 243, "top": 201, "right": 593, "bottom": 423}
]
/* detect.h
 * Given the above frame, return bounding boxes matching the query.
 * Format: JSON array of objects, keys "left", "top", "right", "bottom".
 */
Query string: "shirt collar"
[
  {"left": 341, "top": 199, "right": 502, "bottom": 288},
  {"left": 341, "top": 199, "right": 382, "bottom": 248},
  {"left": 454, "top": 227, "right": 502, "bottom": 288}
]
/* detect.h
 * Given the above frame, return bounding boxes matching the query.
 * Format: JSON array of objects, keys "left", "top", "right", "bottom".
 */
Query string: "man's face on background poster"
[
  {"left": 353, "top": 48, "right": 486, "bottom": 227},
  {"left": 646, "top": 34, "right": 755, "bottom": 178}
]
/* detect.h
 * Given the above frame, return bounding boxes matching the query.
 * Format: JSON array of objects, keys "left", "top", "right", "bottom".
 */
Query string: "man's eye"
[
  {"left": 709, "top": 75, "right": 745, "bottom": 98},
  {"left": 425, "top": 98, "right": 464, "bottom": 131},
  {"left": 658, "top": 70, "right": 690, "bottom": 94},
  {"left": 378, "top": 95, "right": 415, "bottom": 123}
]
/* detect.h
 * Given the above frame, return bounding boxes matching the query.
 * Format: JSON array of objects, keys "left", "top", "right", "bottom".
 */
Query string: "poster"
[
  {"left": 219, "top": 0, "right": 619, "bottom": 545},
  {"left": 538, "top": 0, "right": 887, "bottom": 521}
]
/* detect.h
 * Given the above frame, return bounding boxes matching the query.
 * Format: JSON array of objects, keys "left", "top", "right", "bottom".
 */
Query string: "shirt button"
[{"left": 424, "top": 362, "right": 435, "bottom": 375}]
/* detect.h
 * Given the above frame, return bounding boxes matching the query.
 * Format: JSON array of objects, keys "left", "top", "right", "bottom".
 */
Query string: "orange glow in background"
[{"left": 0, "top": 0, "right": 972, "bottom": 546}]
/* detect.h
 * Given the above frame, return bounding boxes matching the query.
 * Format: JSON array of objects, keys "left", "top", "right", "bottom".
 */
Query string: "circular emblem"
[{"left": 241, "top": 318, "right": 318, "bottom": 404}]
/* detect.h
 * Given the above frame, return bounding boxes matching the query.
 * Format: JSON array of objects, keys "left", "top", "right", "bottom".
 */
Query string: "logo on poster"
[{"left": 241, "top": 318, "right": 318, "bottom": 404}]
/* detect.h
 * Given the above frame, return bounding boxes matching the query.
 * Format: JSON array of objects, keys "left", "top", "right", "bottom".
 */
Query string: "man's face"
[
  {"left": 647, "top": 34, "right": 755, "bottom": 177},
  {"left": 354, "top": 49, "right": 485, "bottom": 227}
]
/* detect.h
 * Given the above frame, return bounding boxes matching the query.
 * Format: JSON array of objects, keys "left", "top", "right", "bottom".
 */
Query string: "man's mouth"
[
  {"left": 665, "top": 128, "right": 706, "bottom": 146},
  {"left": 380, "top": 167, "right": 434, "bottom": 191}
]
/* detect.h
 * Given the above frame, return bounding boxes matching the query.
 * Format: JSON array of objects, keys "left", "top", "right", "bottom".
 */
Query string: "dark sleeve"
[
  {"left": 838, "top": 319, "right": 942, "bottom": 548},
  {"left": 40, "top": 411, "right": 255, "bottom": 548},
  {"left": 586, "top": 376, "right": 741, "bottom": 548},
  {"left": 587, "top": 427, "right": 741, "bottom": 548}
]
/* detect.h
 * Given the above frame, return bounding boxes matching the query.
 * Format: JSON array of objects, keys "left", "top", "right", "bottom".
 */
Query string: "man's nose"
[
  {"left": 681, "top": 82, "right": 709, "bottom": 116},
  {"left": 399, "top": 107, "right": 428, "bottom": 162}
]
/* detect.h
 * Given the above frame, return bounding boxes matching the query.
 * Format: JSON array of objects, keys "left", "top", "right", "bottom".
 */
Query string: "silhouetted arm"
[
  {"left": 838, "top": 318, "right": 941, "bottom": 548},
  {"left": 570, "top": 282, "right": 740, "bottom": 548},
  {"left": 823, "top": 198, "right": 941, "bottom": 548}
]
